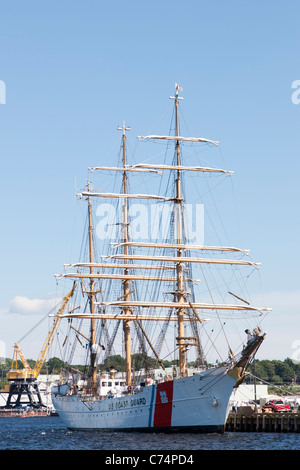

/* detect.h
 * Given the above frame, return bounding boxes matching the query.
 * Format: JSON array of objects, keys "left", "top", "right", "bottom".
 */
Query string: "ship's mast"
[
  {"left": 56, "top": 87, "right": 271, "bottom": 385},
  {"left": 87, "top": 182, "right": 97, "bottom": 389},
  {"left": 118, "top": 122, "right": 132, "bottom": 386},
  {"left": 172, "top": 86, "right": 186, "bottom": 377}
]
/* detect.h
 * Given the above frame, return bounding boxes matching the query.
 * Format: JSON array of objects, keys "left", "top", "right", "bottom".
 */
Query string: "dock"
[{"left": 226, "top": 412, "right": 300, "bottom": 433}]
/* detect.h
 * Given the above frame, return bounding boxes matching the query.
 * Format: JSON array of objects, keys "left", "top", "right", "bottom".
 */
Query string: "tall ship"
[{"left": 51, "top": 85, "right": 271, "bottom": 432}]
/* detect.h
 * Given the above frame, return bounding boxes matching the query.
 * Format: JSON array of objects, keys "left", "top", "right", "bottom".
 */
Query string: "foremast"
[
  {"left": 172, "top": 86, "right": 186, "bottom": 376},
  {"left": 118, "top": 122, "right": 132, "bottom": 387}
]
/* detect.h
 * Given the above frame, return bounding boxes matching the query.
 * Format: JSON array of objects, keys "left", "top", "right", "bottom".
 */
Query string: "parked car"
[{"left": 262, "top": 400, "right": 290, "bottom": 412}]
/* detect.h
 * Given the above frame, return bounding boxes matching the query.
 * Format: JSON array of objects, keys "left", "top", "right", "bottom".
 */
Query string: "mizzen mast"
[{"left": 87, "top": 182, "right": 97, "bottom": 389}]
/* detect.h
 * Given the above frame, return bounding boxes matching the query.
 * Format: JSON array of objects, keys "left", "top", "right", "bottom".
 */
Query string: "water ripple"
[{"left": 0, "top": 417, "right": 299, "bottom": 450}]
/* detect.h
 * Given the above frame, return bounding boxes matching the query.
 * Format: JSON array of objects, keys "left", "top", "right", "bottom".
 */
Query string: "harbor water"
[{"left": 0, "top": 416, "right": 299, "bottom": 451}]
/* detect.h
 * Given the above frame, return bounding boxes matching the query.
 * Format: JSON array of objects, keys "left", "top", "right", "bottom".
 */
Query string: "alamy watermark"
[
  {"left": 95, "top": 202, "right": 204, "bottom": 244},
  {"left": 291, "top": 340, "right": 300, "bottom": 364},
  {"left": 0, "top": 80, "right": 6, "bottom": 104},
  {"left": 291, "top": 80, "right": 300, "bottom": 104},
  {"left": 0, "top": 340, "right": 5, "bottom": 364}
]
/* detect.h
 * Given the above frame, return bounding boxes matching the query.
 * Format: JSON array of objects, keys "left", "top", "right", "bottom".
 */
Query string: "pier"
[
  {"left": 0, "top": 409, "right": 49, "bottom": 418},
  {"left": 226, "top": 412, "right": 300, "bottom": 433}
]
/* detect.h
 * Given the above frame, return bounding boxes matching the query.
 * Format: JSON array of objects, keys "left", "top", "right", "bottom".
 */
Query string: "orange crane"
[{"left": 7, "top": 342, "right": 36, "bottom": 381}]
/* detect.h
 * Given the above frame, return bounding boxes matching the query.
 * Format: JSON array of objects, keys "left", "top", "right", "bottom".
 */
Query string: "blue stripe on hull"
[{"left": 148, "top": 384, "right": 156, "bottom": 428}]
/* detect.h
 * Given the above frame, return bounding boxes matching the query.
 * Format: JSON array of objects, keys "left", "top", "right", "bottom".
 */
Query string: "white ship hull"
[{"left": 52, "top": 367, "right": 235, "bottom": 432}]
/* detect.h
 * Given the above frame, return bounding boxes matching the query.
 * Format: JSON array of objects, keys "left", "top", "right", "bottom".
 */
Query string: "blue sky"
[{"left": 0, "top": 1, "right": 299, "bottom": 362}]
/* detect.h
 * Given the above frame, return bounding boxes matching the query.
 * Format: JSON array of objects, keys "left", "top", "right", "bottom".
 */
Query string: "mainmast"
[{"left": 118, "top": 122, "right": 132, "bottom": 386}]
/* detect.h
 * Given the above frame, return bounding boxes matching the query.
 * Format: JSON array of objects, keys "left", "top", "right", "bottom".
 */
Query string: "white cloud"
[{"left": 8, "top": 295, "right": 60, "bottom": 316}]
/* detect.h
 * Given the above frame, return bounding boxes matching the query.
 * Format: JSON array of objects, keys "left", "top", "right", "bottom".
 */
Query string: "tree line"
[
  {"left": 0, "top": 355, "right": 299, "bottom": 387},
  {"left": 247, "top": 358, "right": 299, "bottom": 385}
]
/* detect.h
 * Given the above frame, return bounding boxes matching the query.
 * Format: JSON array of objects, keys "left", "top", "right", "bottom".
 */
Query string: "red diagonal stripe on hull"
[{"left": 153, "top": 381, "right": 174, "bottom": 428}]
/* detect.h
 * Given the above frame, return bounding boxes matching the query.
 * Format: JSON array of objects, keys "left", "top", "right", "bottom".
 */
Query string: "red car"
[{"left": 262, "top": 400, "right": 290, "bottom": 412}]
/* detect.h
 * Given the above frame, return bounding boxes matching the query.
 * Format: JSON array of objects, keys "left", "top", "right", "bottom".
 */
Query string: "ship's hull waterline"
[{"left": 52, "top": 367, "right": 236, "bottom": 432}]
